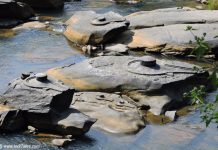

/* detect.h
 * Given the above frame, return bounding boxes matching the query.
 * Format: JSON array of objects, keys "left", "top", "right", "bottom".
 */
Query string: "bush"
[{"left": 208, "top": 0, "right": 218, "bottom": 10}]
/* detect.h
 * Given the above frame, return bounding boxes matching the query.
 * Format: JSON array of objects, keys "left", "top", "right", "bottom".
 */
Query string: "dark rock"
[
  {"left": 71, "top": 92, "right": 145, "bottom": 134},
  {"left": 47, "top": 56, "right": 209, "bottom": 115},
  {"left": 0, "top": 0, "right": 35, "bottom": 28},
  {"left": 64, "top": 11, "right": 129, "bottom": 45},
  {"left": 0, "top": 19, "right": 21, "bottom": 29},
  {"left": 0, "top": 0, "right": 34, "bottom": 19},
  {"left": 15, "top": 0, "right": 64, "bottom": 9},
  {"left": 0, "top": 108, "right": 26, "bottom": 132}
]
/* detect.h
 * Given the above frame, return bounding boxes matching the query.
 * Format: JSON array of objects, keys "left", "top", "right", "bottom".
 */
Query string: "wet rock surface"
[
  {"left": 72, "top": 92, "right": 145, "bottom": 134},
  {"left": 0, "top": 73, "right": 96, "bottom": 137},
  {"left": 64, "top": 11, "right": 129, "bottom": 45}
]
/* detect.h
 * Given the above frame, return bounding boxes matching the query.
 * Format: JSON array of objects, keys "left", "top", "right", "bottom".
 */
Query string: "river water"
[{"left": 0, "top": 0, "right": 217, "bottom": 149}]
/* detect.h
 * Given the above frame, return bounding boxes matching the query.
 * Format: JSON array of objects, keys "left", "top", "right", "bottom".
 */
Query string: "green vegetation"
[
  {"left": 185, "top": 25, "right": 211, "bottom": 60},
  {"left": 184, "top": 73, "right": 218, "bottom": 127},
  {"left": 185, "top": 25, "right": 218, "bottom": 127},
  {"left": 208, "top": 0, "right": 218, "bottom": 10}
]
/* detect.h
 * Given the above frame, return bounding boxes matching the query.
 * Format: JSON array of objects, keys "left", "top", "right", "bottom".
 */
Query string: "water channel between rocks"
[{"left": 0, "top": 0, "right": 217, "bottom": 149}]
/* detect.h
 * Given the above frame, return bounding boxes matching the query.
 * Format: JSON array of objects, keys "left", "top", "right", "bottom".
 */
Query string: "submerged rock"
[
  {"left": 116, "top": 24, "right": 218, "bottom": 56},
  {"left": 13, "top": 21, "right": 48, "bottom": 31},
  {"left": 15, "top": 0, "right": 64, "bottom": 9},
  {"left": 64, "top": 11, "right": 129, "bottom": 45},
  {"left": 72, "top": 92, "right": 145, "bottom": 134},
  {"left": 48, "top": 56, "right": 209, "bottom": 116}
]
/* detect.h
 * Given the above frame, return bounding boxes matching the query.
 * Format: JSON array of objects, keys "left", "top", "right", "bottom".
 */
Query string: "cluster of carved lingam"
[{"left": 47, "top": 55, "right": 209, "bottom": 133}]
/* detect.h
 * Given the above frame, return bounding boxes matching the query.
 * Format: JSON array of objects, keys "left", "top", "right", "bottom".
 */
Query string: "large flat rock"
[
  {"left": 126, "top": 9, "right": 218, "bottom": 29},
  {"left": 64, "top": 11, "right": 129, "bottom": 45},
  {"left": 47, "top": 56, "right": 209, "bottom": 115},
  {"left": 115, "top": 24, "right": 218, "bottom": 55},
  {"left": 47, "top": 56, "right": 208, "bottom": 92}
]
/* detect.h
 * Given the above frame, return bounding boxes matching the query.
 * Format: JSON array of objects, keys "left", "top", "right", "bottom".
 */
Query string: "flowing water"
[{"left": 0, "top": 0, "right": 217, "bottom": 149}]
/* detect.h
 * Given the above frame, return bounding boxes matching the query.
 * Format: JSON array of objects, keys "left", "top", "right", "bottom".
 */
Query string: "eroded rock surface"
[
  {"left": 116, "top": 24, "right": 218, "bottom": 55},
  {"left": 48, "top": 56, "right": 209, "bottom": 116},
  {"left": 72, "top": 92, "right": 145, "bottom": 134},
  {"left": 64, "top": 11, "right": 129, "bottom": 45}
]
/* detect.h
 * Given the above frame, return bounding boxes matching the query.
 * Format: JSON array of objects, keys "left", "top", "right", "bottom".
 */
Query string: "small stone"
[
  {"left": 52, "top": 139, "right": 73, "bottom": 147},
  {"left": 27, "top": 125, "right": 36, "bottom": 133},
  {"left": 165, "top": 111, "right": 177, "bottom": 121}
]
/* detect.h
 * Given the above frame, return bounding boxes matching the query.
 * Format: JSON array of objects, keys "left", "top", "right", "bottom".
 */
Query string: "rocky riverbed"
[{"left": 0, "top": 0, "right": 218, "bottom": 149}]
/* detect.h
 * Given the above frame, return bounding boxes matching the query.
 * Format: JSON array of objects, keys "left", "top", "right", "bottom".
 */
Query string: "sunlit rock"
[
  {"left": 115, "top": 24, "right": 218, "bottom": 56},
  {"left": 126, "top": 9, "right": 218, "bottom": 29},
  {"left": 48, "top": 56, "right": 209, "bottom": 116},
  {"left": 64, "top": 11, "right": 129, "bottom": 45}
]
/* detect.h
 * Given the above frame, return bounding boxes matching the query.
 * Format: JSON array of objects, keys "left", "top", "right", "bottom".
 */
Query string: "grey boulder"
[
  {"left": 64, "top": 11, "right": 129, "bottom": 45},
  {"left": 1, "top": 73, "right": 74, "bottom": 113}
]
